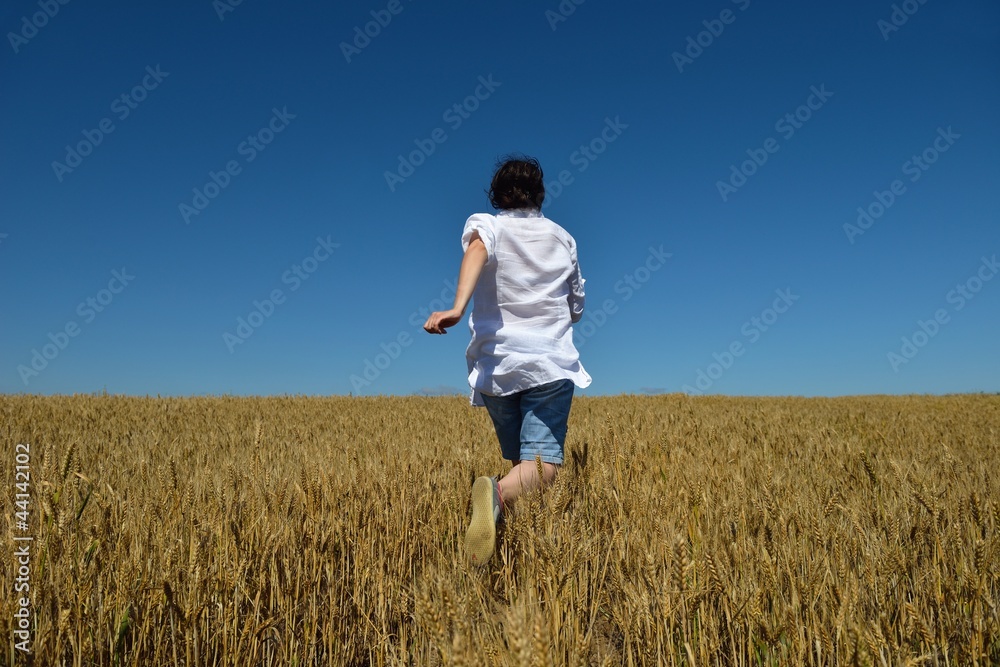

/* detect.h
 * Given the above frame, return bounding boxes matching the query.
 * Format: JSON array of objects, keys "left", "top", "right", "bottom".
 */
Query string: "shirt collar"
[{"left": 496, "top": 207, "right": 542, "bottom": 218}]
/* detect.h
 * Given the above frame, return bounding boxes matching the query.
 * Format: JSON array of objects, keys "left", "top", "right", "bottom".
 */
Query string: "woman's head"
[{"left": 487, "top": 155, "right": 545, "bottom": 210}]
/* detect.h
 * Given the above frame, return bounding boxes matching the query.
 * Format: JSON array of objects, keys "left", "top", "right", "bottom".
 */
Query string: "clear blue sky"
[{"left": 2, "top": 0, "right": 998, "bottom": 397}]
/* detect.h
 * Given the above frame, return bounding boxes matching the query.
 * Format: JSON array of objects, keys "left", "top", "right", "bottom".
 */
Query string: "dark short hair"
[{"left": 487, "top": 155, "right": 545, "bottom": 210}]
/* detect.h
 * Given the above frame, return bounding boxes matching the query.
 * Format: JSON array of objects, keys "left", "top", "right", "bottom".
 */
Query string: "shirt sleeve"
[
  {"left": 567, "top": 237, "right": 585, "bottom": 323},
  {"left": 462, "top": 213, "right": 496, "bottom": 261}
]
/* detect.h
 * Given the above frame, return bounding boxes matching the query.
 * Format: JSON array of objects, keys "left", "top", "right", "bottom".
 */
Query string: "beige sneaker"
[{"left": 465, "top": 476, "right": 502, "bottom": 565}]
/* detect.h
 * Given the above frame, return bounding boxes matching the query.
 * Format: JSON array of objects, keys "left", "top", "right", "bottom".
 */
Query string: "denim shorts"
[{"left": 480, "top": 379, "right": 575, "bottom": 465}]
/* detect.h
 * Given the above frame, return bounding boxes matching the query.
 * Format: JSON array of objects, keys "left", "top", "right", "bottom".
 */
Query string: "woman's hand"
[{"left": 423, "top": 308, "right": 464, "bottom": 334}]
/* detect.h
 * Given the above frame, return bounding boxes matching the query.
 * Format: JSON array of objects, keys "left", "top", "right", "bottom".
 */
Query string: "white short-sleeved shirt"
[{"left": 462, "top": 208, "right": 592, "bottom": 406}]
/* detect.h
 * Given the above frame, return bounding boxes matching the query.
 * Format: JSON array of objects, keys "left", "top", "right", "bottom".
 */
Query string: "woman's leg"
[
  {"left": 466, "top": 380, "right": 572, "bottom": 565},
  {"left": 466, "top": 391, "right": 521, "bottom": 565},
  {"left": 498, "top": 459, "right": 559, "bottom": 504},
  {"left": 497, "top": 379, "right": 574, "bottom": 505}
]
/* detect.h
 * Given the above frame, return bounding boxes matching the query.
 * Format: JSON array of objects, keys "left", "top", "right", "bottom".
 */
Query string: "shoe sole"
[{"left": 465, "top": 477, "right": 496, "bottom": 566}]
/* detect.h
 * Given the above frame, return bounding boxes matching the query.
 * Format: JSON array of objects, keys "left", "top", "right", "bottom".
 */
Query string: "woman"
[{"left": 423, "top": 155, "right": 591, "bottom": 565}]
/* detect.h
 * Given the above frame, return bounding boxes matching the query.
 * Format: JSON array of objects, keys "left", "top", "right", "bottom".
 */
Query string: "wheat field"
[{"left": 1, "top": 394, "right": 998, "bottom": 665}]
